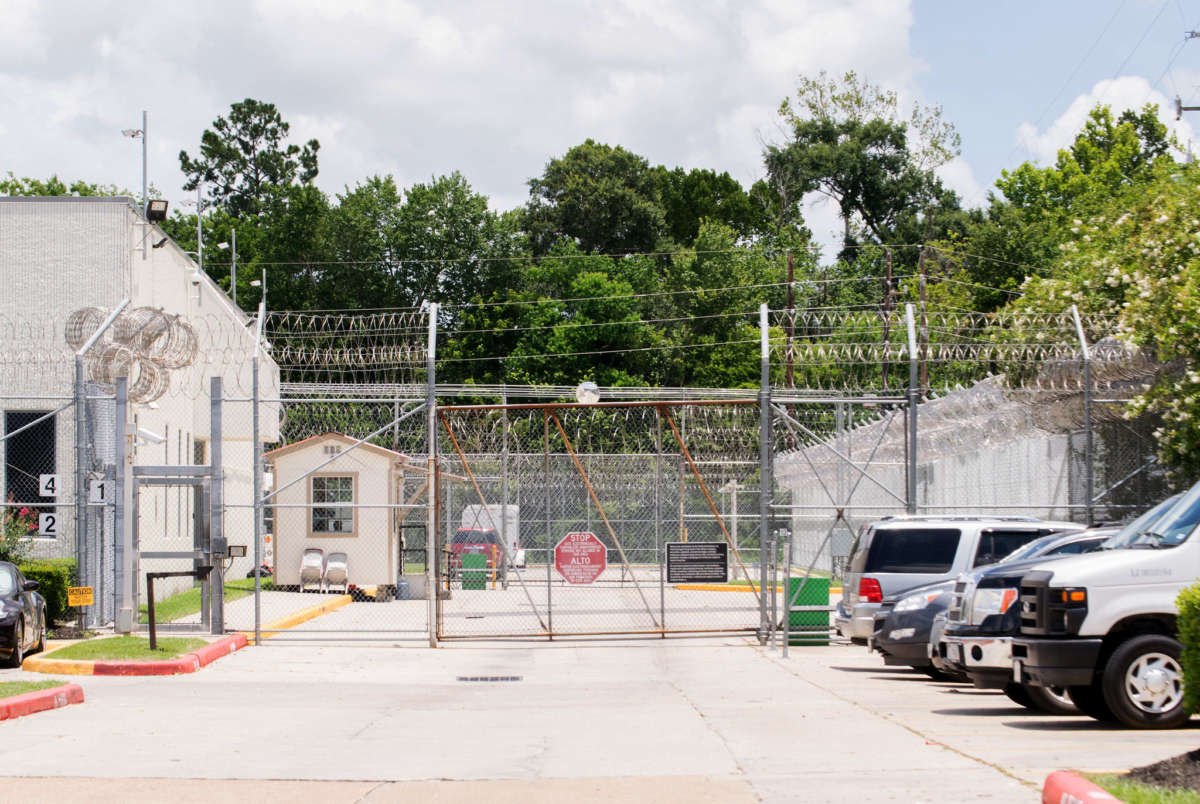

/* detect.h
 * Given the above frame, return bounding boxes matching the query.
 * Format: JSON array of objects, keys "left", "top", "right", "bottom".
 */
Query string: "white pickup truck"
[{"left": 1012, "top": 482, "right": 1200, "bottom": 728}]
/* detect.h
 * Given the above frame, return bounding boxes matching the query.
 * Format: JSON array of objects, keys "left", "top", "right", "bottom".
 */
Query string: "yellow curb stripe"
[
  {"left": 21, "top": 657, "right": 94, "bottom": 675},
  {"left": 675, "top": 584, "right": 842, "bottom": 596},
  {"left": 243, "top": 594, "right": 353, "bottom": 644}
]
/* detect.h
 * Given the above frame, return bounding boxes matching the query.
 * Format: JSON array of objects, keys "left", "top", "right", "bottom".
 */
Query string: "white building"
[{"left": 0, "top": 196, "right": 280, "bottom": 618}]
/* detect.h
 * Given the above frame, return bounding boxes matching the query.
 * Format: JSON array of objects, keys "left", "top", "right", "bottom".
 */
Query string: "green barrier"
[
  {"left": 788, "top": 576, "right": 830, "bottom": 645},
  {"left": 461, "top": 553, "right": 488, "bottom": 590}
]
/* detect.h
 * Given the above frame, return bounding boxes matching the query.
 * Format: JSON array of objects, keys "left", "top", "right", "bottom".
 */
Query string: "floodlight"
[{"left": 146, "top": 199, "right": 169, "bottom": 221}]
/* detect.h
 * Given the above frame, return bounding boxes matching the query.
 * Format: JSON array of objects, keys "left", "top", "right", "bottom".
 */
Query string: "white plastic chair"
[
  {"left": 300, "top": 548, "right": 325, "bottom": 592},
  {"left": 324, "top": 552, "right": 349, "bottom": 593}
]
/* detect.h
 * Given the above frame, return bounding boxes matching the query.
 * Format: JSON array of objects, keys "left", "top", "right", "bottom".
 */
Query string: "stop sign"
[{"left": 554, "top": 531, "right": 607, "bottom": 584}]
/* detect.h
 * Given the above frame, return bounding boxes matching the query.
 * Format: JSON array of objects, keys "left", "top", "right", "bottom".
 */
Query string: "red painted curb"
[
  {"left": 1042, "top": 771, "right": 1122, "bottom": 803},
  {"left": 0, "top": 683, "right": 84, "bottom": 721},
  {"left": 92, "top": 634, "right": 248, "bottom": 677}
]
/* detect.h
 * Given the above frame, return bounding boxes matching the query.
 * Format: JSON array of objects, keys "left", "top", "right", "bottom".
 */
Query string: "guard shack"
[{"left": 267, "top": 433, "right": 421, "bottom": 598}]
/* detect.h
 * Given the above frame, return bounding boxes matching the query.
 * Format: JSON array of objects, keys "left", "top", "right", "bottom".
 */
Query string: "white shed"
[{"left": 267, "top": 433, "right": 415, "bottom": 592}]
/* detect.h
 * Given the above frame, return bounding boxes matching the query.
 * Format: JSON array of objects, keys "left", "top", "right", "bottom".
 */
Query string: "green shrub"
[
  {"left": 20, "top": 559, "right": 76, "bottom": 626},
  {"left": 1176, "top": 583, "right": 1200, "bottom": 714}
]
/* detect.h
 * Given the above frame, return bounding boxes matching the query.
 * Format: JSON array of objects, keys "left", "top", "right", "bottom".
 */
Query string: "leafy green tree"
[
  {"left": 0, "top": 172, "right": 124, "bottom": 197},
  {"left": 523, "top": 140, "right": 666, "bottom": 255},
  {"left": 653, "top": 166, "right": 768, "bottom": 246},
  {"left": 179, "top": 98, "right": 320, "bottom": 218},
  {"left": 764, "top": 71, "right": 961, "bottom": 257}
]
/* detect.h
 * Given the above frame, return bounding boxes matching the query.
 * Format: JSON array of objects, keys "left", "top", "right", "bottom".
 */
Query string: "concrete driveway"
[{"left": 0, "top": 636, "right": 1194, "bottom": 802}]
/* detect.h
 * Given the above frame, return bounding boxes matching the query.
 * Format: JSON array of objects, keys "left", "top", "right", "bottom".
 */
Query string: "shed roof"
[{"left": 265, "top": 432, "right": 408, "bottom": 462}]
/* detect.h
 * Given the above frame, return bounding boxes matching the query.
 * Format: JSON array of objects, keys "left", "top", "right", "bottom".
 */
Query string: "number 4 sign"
[{"left": 39, "top": 474, "right": 60, "bottom": 497}]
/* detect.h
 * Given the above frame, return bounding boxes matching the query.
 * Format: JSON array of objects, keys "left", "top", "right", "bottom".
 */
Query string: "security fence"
[{"left": 2, "top": 294, "right": 1180, "bottom": 646}]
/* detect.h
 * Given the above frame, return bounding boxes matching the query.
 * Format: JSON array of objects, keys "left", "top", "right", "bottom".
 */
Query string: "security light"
[
  {"left": 575, "top": 381, "right": 600, "bottom": 405},
  {"left": 146, "top": 199, "right": 169, "bottom": 222}
]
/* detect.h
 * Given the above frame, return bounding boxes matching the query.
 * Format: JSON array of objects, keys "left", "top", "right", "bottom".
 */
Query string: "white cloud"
[{"left": 1015, "top": 76, "right": 1194, "bottom": 165}]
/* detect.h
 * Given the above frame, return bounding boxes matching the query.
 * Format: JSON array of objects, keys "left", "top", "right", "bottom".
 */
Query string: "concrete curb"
[
  {"left": 0, "top": 683, "right": 84, "bottom": 720},
  {"left": 22, "top": 633, "right": 248, "bottom": 677},
  {"left": 1042, "top": 771, "right": 1121, "bottom": 803},
  {"left": 243, "top": 593, "right": 353, "bottom": 644}
]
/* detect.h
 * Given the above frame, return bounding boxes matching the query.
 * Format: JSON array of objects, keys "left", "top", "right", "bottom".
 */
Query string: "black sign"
[{"left": 666, "top": 542, "right": 728, "bottom": 583}]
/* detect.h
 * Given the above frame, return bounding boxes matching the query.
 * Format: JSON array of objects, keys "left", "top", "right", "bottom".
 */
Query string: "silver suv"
[{"left": 835, "top": 516, "right": 1082, "bottom": 642}]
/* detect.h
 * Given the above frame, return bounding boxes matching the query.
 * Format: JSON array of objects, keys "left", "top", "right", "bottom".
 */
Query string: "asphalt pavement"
[{"left": 1, "top": 635, "right": 1195, "bottom": 802}]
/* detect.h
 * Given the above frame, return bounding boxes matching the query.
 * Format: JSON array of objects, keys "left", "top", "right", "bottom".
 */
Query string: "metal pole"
[
  {"left": 252, "top": 299, "right": 265, "bottom": 644},
  {"left": 114, "top": 378, "right": 128, "bottom": 632},
  {"left": 74, "top": 357, "right": 89, "bottom": 625},
  {"left": 544, "top": 410, "right": 553, "bottom": 639},
  {"left": 141, "top": 110, "right": 148, "bottom": 219},
  {"left": 425, "top": 303, "right": 439, "bottom": 647},
  {"left": 196, "top": 183, "right": 203, "bottom": 274},
  {"left": 209, "top": 377, "right": 224, "bottom": 635},
  {"left": 905, "top": 304, "right": 918, "bottom": 514},
  {"left": 758, "top": 303, "right": 772, "bottom": 643},
  {"left": 231, "top": 229, "right": 238, "bottom": 307},
  {"left": 1071, "top": 305, "right": 1094, "bottom": 526},
  {"left": 655, "top": 409, "right": 665, "bottom": 636}
]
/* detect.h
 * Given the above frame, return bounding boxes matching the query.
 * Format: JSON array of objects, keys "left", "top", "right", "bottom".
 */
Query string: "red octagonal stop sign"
[{"left": 555, "top": 531, "right": 607, "bottom": 584}]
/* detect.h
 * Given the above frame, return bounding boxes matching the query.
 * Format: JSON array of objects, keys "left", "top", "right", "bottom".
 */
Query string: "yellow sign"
[{"left": 67, "top": 586, "right": 94, "bottom": 607}]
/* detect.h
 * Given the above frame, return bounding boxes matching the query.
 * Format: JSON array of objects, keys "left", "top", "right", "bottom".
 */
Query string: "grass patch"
[
  {"left": 44, "top": 636, "right": 209, "bottom": 662},
  {"left": 1087, "top": 774, "right": 1200, "bottom": 803},
  {"left": 0, "top": 680, "right": 65, "bottom": 699},
  {"left": 402, "top": 563, "right": 425, "bottom": 574},
  {"left": 138, "top": 577, "right": 274, "bottom": 624}
]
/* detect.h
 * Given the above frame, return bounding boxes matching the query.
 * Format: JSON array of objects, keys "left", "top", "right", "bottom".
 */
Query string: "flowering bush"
[{"left": 0, "top": 503, "right": 36, "bottom": 564}]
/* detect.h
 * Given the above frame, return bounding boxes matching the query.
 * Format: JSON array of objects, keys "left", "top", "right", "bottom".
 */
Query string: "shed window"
[{"left": 312, "top": 476, "right": 353, "bottom": 535}]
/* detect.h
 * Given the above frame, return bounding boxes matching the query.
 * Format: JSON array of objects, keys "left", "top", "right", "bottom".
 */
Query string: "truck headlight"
[
  {"left": 969, "top": 587, "right": 1018, "bottom": 625},
  {"left": 894, "top": 590, "right": 942, "bottom": 613}
]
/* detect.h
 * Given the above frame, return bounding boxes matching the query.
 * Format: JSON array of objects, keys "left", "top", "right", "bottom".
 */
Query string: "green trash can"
[
  {"left": 787, "top": 576, "right": 830, "bottom": 645},
  {"left": 461, "top": 552, "right": 488, "bottom": 590}
]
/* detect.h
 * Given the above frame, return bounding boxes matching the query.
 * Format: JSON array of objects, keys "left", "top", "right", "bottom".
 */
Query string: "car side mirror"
[{"left": 22, "top": 580, "right": 38, "bottom": 592}]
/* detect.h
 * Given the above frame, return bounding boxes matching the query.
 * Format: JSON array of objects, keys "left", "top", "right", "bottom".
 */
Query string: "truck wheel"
[
  {"left": 1068, "top": 684, "right": 1116, "bottom": 722},
  {"left": 1023, "top": 684, "right": 1078, "bottom": 715},
  {"left": 1101, "top": 634, "right": 1188, "bottom": 729},
  {"left": 1003, "top": 683, "right": 1035, "bottom": 708}
]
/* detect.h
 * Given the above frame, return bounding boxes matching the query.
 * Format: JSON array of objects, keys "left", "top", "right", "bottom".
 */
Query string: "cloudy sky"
[{"left": 1, "top": 0, "right": 1197, "bottom": 257}]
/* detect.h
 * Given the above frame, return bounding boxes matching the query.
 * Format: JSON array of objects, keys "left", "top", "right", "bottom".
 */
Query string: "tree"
[
  {"left": 0, "top": 172, "right": 124, "bottom": 197},
  {"left": 523, "top": 140, "right": 666, "bottom": 255},
  {"left": 179, "top": 98, "right": 320, "bottom": 218},
  {"left": 764, "top": 71, "right": 961, "bottom": 258},
  {"left": 653, "top": 166, "right": 768, "bottom": 246}
]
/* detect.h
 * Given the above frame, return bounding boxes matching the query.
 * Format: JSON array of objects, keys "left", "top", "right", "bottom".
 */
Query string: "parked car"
[
  {"left": 836, "top": 516, "right": 1082, "bottom": 642},
  {"left": 872, "top": 527, "right": 1114, "bottom": 691},
  {"left": 1013, "top": 481, "right": 1200, "bottom": 728},
  {"left": 940, "top": 498, "right": 1182, "bottom": 715},
  {"left": 0, "top": 561, "right": 47, "bottom": 668}
]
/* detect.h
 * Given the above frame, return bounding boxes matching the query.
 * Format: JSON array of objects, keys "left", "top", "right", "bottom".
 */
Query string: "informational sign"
[
  {"left": 38, "top": 512, "right": 58, "bottom": 537},
  {"left": 67, "top": 586, "right": 94, "bottom": 607},
  {"left": 554, "top": 531, "right": 607, "bottom": 585},
  {"left": 38, "top": 474, "right": 60, "bottom": 497},
  {"left": 666, "top": 542, "right": 729, "bottom": 584},
  {"left": 88, "top": 480, "right": 111, "bottom": 504}
]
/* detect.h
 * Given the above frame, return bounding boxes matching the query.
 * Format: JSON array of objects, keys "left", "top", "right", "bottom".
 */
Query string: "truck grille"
[
  {"left": 947, "top": 579, "right": 970, "bottom": 624},
  {"left": 1018, "top": 585, "right": 1042, "bottom": 631}
]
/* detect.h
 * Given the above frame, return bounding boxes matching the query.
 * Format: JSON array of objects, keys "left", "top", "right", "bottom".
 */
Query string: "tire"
[
  {"left": 1068, "top": 683, "right": 1117, "bottom": 722},
  {"left": 921, "top": 665, "right": 965, "bottom": 682},
  {"left": 1101, "top": 634, "right": 1188, "bottom": 729},
  {"left": 1003, "top": 683, "right": 1035, "bottom": 709},
  {"left": 5, "top": 618, "right": 24, "bottom": 669},
  {"left": 1007, "top": 683, "right": 1077, "bottom": 715}
]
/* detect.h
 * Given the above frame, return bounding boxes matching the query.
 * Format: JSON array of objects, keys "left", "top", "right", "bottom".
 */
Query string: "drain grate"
[{"left": 456, "top": 675, "right": 523, "bottom": 683}]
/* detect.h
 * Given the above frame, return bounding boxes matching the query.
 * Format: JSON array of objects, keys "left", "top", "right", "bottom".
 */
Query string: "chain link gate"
[{"left": 434, "top": 400, "right": 764, "bottom": 639}]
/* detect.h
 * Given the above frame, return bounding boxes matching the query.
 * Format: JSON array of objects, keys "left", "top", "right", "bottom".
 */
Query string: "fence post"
[
  {"left": 905, "top": 304, "right": 919, "bottom": 514},
  {"left": 209, "top": 377, "right": 224, "bottom": 635},
  {"left": 1071, "top": 305, "right": 1094, "bottom": 525},
  {"left": 74, "top": 357, "right": 89, "bottom": 624},
  {"left": 758, "top": 303, "right": 772, "bottom": 643},
  {"left": 252, "top": 300, "right": 265, "bottom": 645},
  {"left": 114, "top": 377, "right": 128, "bottom": 632},
  {"left": 425, "top": 303, "right": 439, "bottom": 648}
]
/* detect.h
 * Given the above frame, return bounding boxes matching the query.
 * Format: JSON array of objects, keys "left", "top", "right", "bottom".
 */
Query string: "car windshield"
[
  {"left": 997, "top": 533, "right": 1061, "bottom": 563},
  {"left": 1102, "top": 492, "right": 1189, "bottom": 549},
  {"left": 0, "top": 567, "right": 14, "bottom": 596}
]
